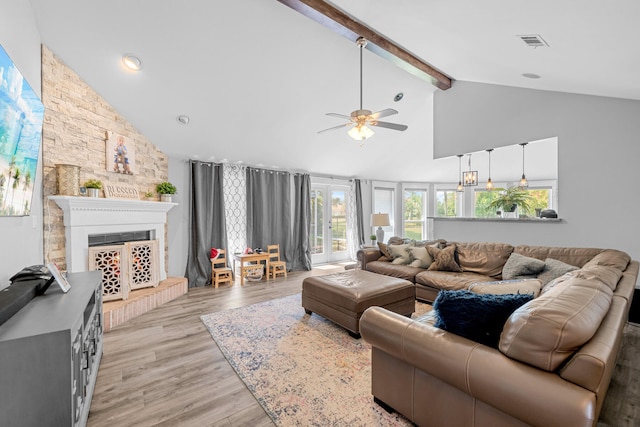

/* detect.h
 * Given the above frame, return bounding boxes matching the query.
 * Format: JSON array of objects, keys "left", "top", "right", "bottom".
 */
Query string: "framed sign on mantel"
[{"left": 103, "top": 182, "right": 139, "bottom": 200}]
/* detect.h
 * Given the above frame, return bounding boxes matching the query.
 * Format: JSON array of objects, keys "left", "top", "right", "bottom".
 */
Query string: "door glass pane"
[
  {"left": 310, "top": 189, "right": 323, "bottom": 255},
  {"left": 404, "top": 190, "right": 426, "bottom": 239},
  {"left": 331, "top": 190, "right": 347, "bottom": 253}
]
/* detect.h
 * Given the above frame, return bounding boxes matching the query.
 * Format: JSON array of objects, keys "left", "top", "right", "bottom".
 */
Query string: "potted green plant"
[
  {"left": 143, "top": 191, "right": 155, "bottom": 201},
  {"left": 370, "top": 234, "right": 377, "bottom": 246},
  {"left": 487, "top": 186, "right": 533, "bottom": 218},
  {"left": 156, "top": 181, "right": 177, "bottom": 202},
  {"left": 83, "top": 179, "right": 102, "bottom": 198}
]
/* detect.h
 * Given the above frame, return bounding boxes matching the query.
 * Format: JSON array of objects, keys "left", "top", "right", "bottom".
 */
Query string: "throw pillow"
[
  {"left": 388, "top": 244, "right": 412, "bottom": 265},
  {"left": 537, "top": 258, "right": 579, "bottom": 285},
  {"left": 377, "top": 242, "right": 392, "bottom": 259},
  {"left": 426, "top": 245, "right": 463, "bottom": 272},
  {"left": 409, "top": 246, "right": 434, "bottom": 268},
  {"left": 468, "top": 279, "right": 543, "bottom": 298},
  {"left": 433, "top": 290, "right": 534, "bottom": 348},
  {"left": 502, "top": 253, "right": 546, "bottom": 280}
]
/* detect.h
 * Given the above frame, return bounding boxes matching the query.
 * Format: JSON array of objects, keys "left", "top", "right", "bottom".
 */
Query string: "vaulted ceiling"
[{"left": 28, "top": 0, "right": 640, "bottom": 182}]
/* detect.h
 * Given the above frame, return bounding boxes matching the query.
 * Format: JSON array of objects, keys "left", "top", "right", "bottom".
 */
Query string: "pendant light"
[
  {"left": 485, "top": 148, "right": 494, "bottom": 190},
  {"left": 463, "top": 153, "right": 478, "bottom": 186},
  {"left": 456, "top": 154, "right": 464, "bottom": 192},
  {"left": 519, "top": 142, "right": 529, "bottom": 188}
]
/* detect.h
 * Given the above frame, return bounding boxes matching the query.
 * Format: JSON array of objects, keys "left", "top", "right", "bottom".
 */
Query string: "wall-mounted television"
[{"left": 0, "top": 44, "right": 45, "bottom": 216}]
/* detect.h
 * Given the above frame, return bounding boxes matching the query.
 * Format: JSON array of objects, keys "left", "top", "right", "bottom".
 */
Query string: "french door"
[{"left": 310, "top": 184, "right": 350, "bottom": 264}]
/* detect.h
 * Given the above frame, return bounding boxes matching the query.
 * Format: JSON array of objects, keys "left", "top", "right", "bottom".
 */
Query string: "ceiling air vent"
[{"left": 518, "top": 34, "right": 549, "bottom": 48}]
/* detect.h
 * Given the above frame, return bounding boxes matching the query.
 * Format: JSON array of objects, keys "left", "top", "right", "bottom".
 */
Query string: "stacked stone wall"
[{"left": 41, "top": 45, "right": 169, "bottom": 271}]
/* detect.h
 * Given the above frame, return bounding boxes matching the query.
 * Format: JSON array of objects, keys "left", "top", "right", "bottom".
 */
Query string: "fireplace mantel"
[{"left": 50, "top": 196, "right": 177, "bottom": 278}]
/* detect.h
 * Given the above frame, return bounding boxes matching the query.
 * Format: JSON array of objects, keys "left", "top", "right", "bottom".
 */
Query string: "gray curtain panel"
[
  {"left": 354, "top": 179, "right": 366, "bottom": 247},
  {"left": 246, "top": 167, "right": 293, "bottom": 267},
  {"left": 185, "top": 161, "right": 227, "bottom": 287},
  {"left": 291, "top": 173, "right": 312, "bottom": 271}
]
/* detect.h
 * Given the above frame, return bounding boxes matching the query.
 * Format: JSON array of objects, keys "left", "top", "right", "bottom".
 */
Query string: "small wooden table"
[{"left": 233, "top": 253, "right": 270, "bottom": 285}]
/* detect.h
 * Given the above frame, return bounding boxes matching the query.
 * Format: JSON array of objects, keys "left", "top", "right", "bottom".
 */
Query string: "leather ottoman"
[{"left": 302, "top": 270, "right": 415, "bottom": 338}]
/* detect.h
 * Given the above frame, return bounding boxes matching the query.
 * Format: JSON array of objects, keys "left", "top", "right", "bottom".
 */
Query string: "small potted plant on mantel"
[
  {"left": 83, "top": 179, "right": 103, "bottom": 198},
  {"left": 156, "top": 181, "right": 177, "bottom": 202}
]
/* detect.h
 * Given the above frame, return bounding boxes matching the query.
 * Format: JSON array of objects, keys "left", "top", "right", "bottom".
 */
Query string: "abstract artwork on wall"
[
  {"left": 0, "top": 44, "right": 45, "bottom": 216},
  {"left": 105, "top": 131, "right": 135, "bottom": 175}
]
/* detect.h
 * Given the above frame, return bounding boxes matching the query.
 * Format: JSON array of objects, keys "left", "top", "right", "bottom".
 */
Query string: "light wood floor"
[
  {"left": 88, "top": 266, "right": 345, "bottom": 427},
  {"left": 88, "top": 267, "right": 639, "bottom": 427}
]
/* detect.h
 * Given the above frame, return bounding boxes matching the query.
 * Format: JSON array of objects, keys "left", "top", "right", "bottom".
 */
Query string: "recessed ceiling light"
[
  {"left": 122, "top": 54, "right": 143, "bottom": 71},
  {"left": 394, "top": 92, "right": 404, "bottom": 102},
  {"left": 176, "top": 115, "right": 190, "bottom": 125},
  {"left": 522, "top": 73, "right": 541, "bottom": 79}
]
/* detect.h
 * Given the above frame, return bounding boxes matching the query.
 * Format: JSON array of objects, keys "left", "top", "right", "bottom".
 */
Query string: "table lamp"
[{"left": 371, "top": 213, "right": 390, "bottom": 244}]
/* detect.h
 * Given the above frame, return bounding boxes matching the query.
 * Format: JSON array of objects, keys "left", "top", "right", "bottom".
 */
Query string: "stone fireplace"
[{"left": 49, "top": 196, "right": 176, "bottom": 280}]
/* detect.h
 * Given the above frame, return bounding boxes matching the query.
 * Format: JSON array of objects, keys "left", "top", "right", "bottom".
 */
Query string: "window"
[
  {"left": 474, "top": 190, "right": 501, "bottom": 218},
  {"left": 474, "top": 187, "right": 553, "bottom": 218},
  {"left": 373, "top": 186, "right": 395, "bottom": 237},
  {"left": 436, "top": 189, "right": 459, "bottom": 217},
  {"left": 526, "top": 188, "right": 553, "bottom": 215},
  {"left": 403, "top": 189, "right": 427, "bottom": 239}
]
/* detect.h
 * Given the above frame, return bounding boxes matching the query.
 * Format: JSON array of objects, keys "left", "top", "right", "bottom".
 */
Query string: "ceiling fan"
[{"left": 318, "top": 37, "right": 408, "bottom": 141}]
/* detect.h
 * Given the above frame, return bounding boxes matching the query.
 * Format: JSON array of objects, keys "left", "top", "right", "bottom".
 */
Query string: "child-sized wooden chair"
[
  {"left": 211, "top": 249, "right": 233, "bottom": 288},
  {"left": 267, "top": 244, "right": 287, "bottom": 279}
]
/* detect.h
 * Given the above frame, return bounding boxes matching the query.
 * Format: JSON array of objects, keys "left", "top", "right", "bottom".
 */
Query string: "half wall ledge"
[{"left": 428, "top": 217, "right": 562, "bottom": 223}]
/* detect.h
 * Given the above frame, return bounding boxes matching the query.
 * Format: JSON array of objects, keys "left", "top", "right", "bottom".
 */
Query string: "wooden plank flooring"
[
  {"left": 88, "top": 266, "right": 344, "bottom": 427},
  {"left": 88, "top": 266, "right": 639, "bottom": 427}
]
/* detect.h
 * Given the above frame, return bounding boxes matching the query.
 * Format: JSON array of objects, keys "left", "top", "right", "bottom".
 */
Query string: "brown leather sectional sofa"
[{"left": 357, "top": 239, "right": 639, "bottom": 427}]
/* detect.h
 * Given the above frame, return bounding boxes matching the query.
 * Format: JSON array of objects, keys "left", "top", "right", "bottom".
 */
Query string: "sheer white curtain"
[{"left": 223, "top": 164, "right": 247, "bottom": 255}]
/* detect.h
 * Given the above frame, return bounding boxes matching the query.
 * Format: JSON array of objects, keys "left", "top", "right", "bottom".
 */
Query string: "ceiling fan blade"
[
  {"left": 326, "top": 113, "right": 352, "bottom": 120},
  {"left": 370, "top": 108, "right": 398, "bottom": 120},
  {"left": 317, "top": 123, "right": 352, "bottom": 134},
  {"left": 370, "top": 121, "right": 408, "bottom": 131}
]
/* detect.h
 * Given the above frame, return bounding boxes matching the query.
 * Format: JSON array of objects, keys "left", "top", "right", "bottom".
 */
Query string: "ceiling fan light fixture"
[
  {"left": 348, "top": 124, "right": 374, "bottom": 140},
  {"left": 318, "top": 37, "right": 407, "bottom": 139}
]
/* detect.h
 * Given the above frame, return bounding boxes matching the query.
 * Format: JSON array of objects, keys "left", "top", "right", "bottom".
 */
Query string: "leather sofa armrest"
[
  {"left": 357, "top": 248, "right": 382, "bottom": 270},
  {"left": 360, "top": 307, "right": 597, "bottom": 427}
]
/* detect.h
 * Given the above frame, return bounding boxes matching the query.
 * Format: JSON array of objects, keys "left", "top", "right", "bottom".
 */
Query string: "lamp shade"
[{"left": 371, "top": 213, "right": 390, "bottom": 227}]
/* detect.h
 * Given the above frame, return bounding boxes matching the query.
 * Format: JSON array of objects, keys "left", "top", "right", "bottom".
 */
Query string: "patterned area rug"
[{"left": 201, "top": 294, "right": 431, "bottom": 426}]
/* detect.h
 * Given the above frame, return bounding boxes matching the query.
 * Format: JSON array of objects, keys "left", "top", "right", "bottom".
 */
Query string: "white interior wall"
[
  {"left": 0, "top": 0, "right": 44, "bottom": 284},
  {"left": 167, "top": 157, "right": 189, "bottom": 277},
  {"left": 433, "top": 81, "right": 640, "bottom": 261}
]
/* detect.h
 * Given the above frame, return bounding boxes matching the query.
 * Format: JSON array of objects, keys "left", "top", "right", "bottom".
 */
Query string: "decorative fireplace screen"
[{"left": 88, "top": 240, "right": 160, "bottom": 301}]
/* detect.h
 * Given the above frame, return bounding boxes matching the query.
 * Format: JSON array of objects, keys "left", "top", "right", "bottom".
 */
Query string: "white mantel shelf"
[
  {"left": 49, "top": 196, "right": 177, "bottom": 278},
  {"left": 50, "top": 196, "right": 177, "bottom": 226}
]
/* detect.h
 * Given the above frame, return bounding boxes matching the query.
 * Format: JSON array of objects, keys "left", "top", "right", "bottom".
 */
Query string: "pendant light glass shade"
[
  {"left": 519, "top": 142, "right": 529, "bottom": 188},
  {"left": 485, "top": 148, "right": 494, "bottom": 191},
  {"left": 456, "top": 154, "right": 464, "bottom": 192}
]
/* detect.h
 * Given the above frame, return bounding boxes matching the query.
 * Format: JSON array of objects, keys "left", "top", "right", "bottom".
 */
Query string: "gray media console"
[{"left": 0, "top": 271, "right": 103, "bottom": 427}]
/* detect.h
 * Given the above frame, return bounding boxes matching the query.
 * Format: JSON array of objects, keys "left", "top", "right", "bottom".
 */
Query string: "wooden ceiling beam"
[{"left": 276, "top": 0, "right": 453, "bottom": 90}]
